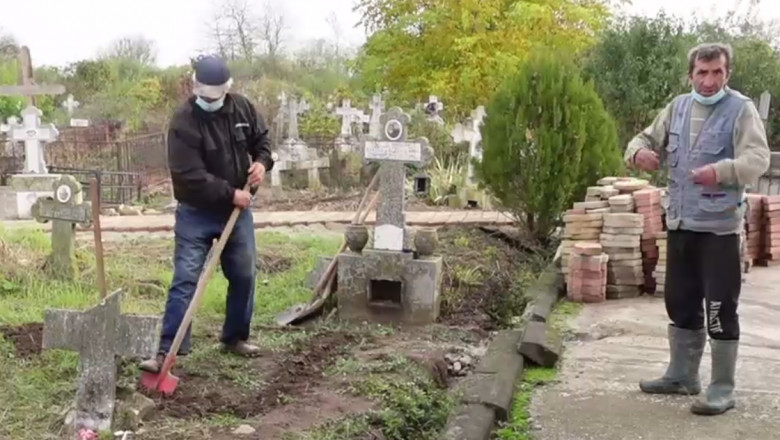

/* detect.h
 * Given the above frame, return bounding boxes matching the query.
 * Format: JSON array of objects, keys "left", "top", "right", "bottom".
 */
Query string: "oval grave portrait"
[
  {"left": 384, "top": 119, "right": 403, "bottom": 141},
  {"left": 56, "top": 184, "right": 72, "bottom": 204}
]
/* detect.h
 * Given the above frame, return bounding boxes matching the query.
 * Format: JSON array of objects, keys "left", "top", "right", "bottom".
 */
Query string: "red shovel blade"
[
  {"left": 139, "top": 354, "right": 180, "bottom": 395},
  {"left": 139, "top": 370, "right": 180, "bottom": 395}
]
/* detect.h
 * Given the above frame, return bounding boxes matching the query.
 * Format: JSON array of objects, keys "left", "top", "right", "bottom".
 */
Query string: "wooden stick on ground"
[{"left": 89, "top": 177, "right": 107, "bottom": 300}]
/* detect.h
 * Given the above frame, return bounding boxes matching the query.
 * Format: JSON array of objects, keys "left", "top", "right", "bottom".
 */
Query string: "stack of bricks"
[
  {"left": 560, "top": 210, "right": 605, "bottom": 275},
  {"left": 744, "top": 194, "right": 763, "bottom": 266},
  {"left": 613, "top": 178, "right": 650, "bottom": 195},
  {"left": 634, "top": 188, "right": 664, "bottom": 294},
  {"left": 654, "top": 231, "right": 668, "bottom": 294},
  {"left": 601, "top": 213, "right": 645, "bottom": 299},
  {"left": 608, "top": 194, "right": 635, "bottom": 213},
  {"left": 566, "top": 242, "right": 609, "bottom": 303},
  {"left": 758, "top": 195, "right": 780, "bottom": 266}
]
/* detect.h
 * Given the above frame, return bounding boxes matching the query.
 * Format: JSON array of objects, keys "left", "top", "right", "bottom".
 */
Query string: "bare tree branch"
[{"left": 102, "top": 35, "right": 158, "bottom": 65}]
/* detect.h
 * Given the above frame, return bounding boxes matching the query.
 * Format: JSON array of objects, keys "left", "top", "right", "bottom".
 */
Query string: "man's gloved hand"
[
  {"left": 248, "top": 162, "right": 266, "bottom": 187},
  {"left": 691, "top": 165, "right": 718, "bottom": 187},
  {"left": 233, "top": 189, "right": 252, "bottom": 209},
  {"left": 633, "top": 148, "right": 660, "bottom": 171}
]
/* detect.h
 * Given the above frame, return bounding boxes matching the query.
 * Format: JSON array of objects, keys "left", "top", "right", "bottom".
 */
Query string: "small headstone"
[
  {"left": 43, "top": 289, "right": 161, "bottom": 433},
  {"left": 30, "top": 175, "right": 92, "bottom": 280}
]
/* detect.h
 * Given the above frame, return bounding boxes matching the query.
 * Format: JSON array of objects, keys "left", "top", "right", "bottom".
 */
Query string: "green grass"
[
  {"left": 0, "top": 226, "right": 341, "bottom": 440},
  {"left": 494, "top": 299, "right": 582, "bottom": 440}
]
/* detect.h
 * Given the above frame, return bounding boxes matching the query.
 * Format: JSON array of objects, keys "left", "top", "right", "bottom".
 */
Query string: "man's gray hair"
[{"left": 688, "top": 43, "right": 733, "bottom": 74}]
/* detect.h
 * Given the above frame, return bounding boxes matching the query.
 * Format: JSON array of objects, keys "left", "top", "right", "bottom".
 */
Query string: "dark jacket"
[{"left": 167, "top": 93, "right": 274, "bottom": 213}]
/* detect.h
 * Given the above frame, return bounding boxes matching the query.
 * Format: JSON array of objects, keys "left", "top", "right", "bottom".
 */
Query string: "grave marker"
[
  {"left": 43, "top": 289, "right": 161, "bottom": 433},
  {"left": 62, "top": 94, "right": 80, "bottom": 116},
  {"left": 362, "top": 107, "right": 434, "bottom": 251},
  {"left": 758, "top": 91, "right": 771, "bottom": 124},
  {"left": 425, "top": 95, "right": 445, "bottom": 126},
  {"left": 335, "top": 99, "right": 366, "bottom": 137},
  {"left": 286, "top": 97, "right": 310, "bottom": 141},
  {"left": 4, "top": 106, "right": 60, "bottom": 174},
  {"left": 369, "top": 94, "right": 385, "bottom": 139},
  {"left": 451, "top": 105, "right": 487, "bottom": 185},
  {"left": 30, "top": 175, "right": 92, "bottom": 279}
]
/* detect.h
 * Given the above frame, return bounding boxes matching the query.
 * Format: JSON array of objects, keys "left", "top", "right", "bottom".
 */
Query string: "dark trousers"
[
  {"left": 159, "top": 203, "right": 257, "bottom": 354},
  {"left": 665, "top": 229, "right": 741, "bottom": 340}
]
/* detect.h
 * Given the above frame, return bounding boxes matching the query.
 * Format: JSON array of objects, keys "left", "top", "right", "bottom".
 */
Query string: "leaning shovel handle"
[{"left": 161, "top": 183, "right": 251, "bottom": 373}]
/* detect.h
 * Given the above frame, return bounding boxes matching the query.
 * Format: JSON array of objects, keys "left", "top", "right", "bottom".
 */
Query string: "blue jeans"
[{"left": 158, "top": 203, "right": 257, "bottom": 355}]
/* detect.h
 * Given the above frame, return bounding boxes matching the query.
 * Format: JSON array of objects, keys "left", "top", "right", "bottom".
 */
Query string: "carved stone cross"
[
  {"left": 362, "top": 107, "right": 434, "bottom": 251},
  {"left": 43, "top": 289, "right": 161, "bottom": 433}
]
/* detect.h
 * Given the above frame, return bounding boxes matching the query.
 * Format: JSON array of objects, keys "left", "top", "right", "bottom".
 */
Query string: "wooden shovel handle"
[{"left": 165, "top": 183, "right": 251, "bottom": 358}]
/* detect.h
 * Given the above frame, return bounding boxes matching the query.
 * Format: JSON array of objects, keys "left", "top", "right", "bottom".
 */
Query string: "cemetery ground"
[{"left": 0, "top": 222, "right": 554, "bottom": 440}]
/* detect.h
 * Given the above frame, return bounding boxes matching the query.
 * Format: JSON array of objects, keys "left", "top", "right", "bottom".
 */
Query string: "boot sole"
[
  {"left": 691, "top": 402, "right": 735, "bottom": 416},
  {"left": 639, "top": 383, "right": 701, "bottom": 395}
]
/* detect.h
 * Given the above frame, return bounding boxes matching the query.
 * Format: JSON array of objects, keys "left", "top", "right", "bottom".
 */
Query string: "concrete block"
[
  {"left": 474, "top": 330, "right": 523, "bottom": 375},
  {"left": 458, "top": 369, "right": 517, "bottom": 421},
  {"left": 440, "top": 404, "right": 495, "bottom": 440},
  {"left": 519, "top": 321, "right": 562, "bottom": 368}
]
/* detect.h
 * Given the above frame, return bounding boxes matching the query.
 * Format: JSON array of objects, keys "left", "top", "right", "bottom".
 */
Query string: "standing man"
[
  {"left": 625, "top": 43, "right": 769, "bottom": 415},
  {"left": 140, "top": 54, "right": 274, "bottom": 372}
]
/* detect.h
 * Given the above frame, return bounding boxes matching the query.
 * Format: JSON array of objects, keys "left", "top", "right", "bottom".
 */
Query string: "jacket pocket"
[{"left": 666, "top": 138, "right": 679, "bottom": 168}]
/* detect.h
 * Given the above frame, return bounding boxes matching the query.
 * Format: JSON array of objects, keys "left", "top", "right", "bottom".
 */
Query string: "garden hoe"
[{"left": 140, "top": 184, "right": 249, "bottom": 395}]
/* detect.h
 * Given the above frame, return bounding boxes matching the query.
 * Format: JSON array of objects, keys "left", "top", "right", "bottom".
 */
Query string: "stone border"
[{"left": 440, "top": 261, "right": 564, "bottom": 440}]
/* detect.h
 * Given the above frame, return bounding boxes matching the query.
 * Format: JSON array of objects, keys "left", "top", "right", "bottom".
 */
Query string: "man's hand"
[
  {"left": 633, "top": 148, "right": 660, "bottom": 171},
  {"left": 233, "top": 189, "right": 252, "bottom": 209},
  {"left": 691, "top": 165, "right": 718, "bottom": 187},
  {"left": 248, "top": 162, "right": 266, "bottom": 187}
]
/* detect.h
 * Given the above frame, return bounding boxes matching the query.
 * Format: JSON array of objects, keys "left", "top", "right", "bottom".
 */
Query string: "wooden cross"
[{"left": 0, "top": 46, "right": 66, "bottom": 105}]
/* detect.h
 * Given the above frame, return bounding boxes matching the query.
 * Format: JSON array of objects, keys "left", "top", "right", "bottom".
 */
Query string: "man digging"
[
  {"left": 140, "top": 54, "right": 274, "bottom": 373},
  {"left": 626, "top": 42, "right": 770, "bottom": 415}
]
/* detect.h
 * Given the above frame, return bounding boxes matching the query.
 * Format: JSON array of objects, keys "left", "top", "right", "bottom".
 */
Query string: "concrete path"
[
  {"left": 531, "top": 266, "right": 780, "bottom": 440},
  {"left": 2, "top": 210, "right": 515, "bottom": 233}
]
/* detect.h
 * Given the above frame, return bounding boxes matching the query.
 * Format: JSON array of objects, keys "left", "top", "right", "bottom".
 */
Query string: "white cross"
[
  {"left": 287, "top": 98, "right": 310, "bottom": 141},
  {"left": 426, "top": 95, "right": 444, "bottom": 125},
  {"left": 62, "top": 94, "right": 80, "bottom": 116},
  {"left": 335, "top": 99, "right": 367, "bottom": 137},
  {"left": 369, "top": 94, "right": 385, "bottom": 139},
  {"left": 7, "top": 106, "right": 60, "bottom": 174},
  {"left": 451, "top": 105, "right": 487, "bottom": 185}
]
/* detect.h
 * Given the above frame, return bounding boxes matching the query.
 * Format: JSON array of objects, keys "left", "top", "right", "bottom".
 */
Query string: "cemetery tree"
[
  {"left": 101, "top": 35, "right": 158, "bottom": 66},
  {"left": 352, "top": 0, "right": 611, "bottom": 118},
  {"left": 476, "top": 50, "right": 623, "bottom": 242},
  {"left": 582, "top": 12, "right": 692, "bottom": 148}
]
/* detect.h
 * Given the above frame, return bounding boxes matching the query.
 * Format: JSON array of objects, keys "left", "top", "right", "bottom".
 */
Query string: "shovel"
[
  {"left": 140, "top": 183, "right": 250, "bottom": 395},
  {"left": 275, "top": 173, "right": 380, "bottom": 326}
]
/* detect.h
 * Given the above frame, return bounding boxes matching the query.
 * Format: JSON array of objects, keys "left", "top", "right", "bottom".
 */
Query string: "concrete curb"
[{"left": 440, "top": 262, "right": 564, "bottom": 440}]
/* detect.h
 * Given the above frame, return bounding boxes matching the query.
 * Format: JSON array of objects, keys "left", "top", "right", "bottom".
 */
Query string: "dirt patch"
[
  {"left": 0, "top": 323, "right": 43, "bottom": 359},
  {"left": 437, "top": 226, "right": 552, "bottom": 330},
  {"left": 256, "top": 249, "right": 293, "bottom": 274},
  {"left": 146, "top": 331, "right": 363, "bottom": 419}
]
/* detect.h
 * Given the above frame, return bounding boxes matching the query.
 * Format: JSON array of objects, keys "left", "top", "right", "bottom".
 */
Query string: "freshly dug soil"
[{"left": 0, "top": 323, "right": 43, "bottom": 359}]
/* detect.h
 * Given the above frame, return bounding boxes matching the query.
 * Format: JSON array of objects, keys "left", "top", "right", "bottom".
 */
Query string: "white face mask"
[
  {"left": 692, "top": 87, "right": 727, "bottom": 106},
  {"left": 195, "top": 95, "right": 225, "bottom": 112}
]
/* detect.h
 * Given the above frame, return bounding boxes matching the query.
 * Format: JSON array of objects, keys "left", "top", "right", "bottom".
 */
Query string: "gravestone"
[
  {"left": 43, "top": 289, "right": 161, "bottom": 433},
  {"left": 337, "top": 107, "right": 443, "bottom": 325},
  {"left": 286, "top": 97, "right": 310, "bottom": 142},
  {"left": 30, "top": 175, "right": 92, "bottom": 280},
  {"left": 335, "top": 99, "right": 367, "bottom": 152},
  {"left": 425, "top": 95, "right": 445, "bottom": 126},
  {"left": 368, "top": 94, "right": 385, "bottom": 139},
  {"left": 62, "top": 94, "right": 80, "bottom": 116},
  {"left": 451, "top": 105, "right": 491, "bottom": 208},
  {"left": 4, "top": 106, "right": 60, "bottom": 174}
]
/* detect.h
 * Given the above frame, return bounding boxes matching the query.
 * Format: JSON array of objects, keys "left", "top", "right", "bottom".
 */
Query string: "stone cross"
[
  {"left": 43, "top": 289, "right": 161, "bottom": 433},
  {"left": 31, "top": 175, "right": 92, "bottom": 280},
  {"left": 425, "top": 95, "right": 445, "bottom": 126},
  {"left": 451, "top": 105, "right": 487, "bottom": 185},
  {"left": 287, "top": 97, "right": 310, "bottom": 141},
  {"left": 273, "top": 91, "right": 288, "bottom": 146},
  {"left": 369, "top": 94, "right": 385, "bottom": 139},
  {"left": 362, "top": 107, "right": 434, "bottom": 251},
  {"left": 4, "top": 106, "right": 60, "bottom": 174},
  {"left": 62, "top": 94, "right": 80, "bottom": 116},
  {"left": 335, "top": 99, "right": 367, "bottom": 137}
]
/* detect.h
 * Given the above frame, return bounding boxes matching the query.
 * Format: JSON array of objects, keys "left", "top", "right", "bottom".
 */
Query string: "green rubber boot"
[
  {"left": 691, "top": 339, "right": 738, "bottom": 416},
  {"left": 639, "top": 325, "right": 706, "bottom": 395}
]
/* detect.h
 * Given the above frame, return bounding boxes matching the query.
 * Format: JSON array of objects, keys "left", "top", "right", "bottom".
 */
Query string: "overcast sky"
[{"left": 1, "top": 0, "right": 779, "bottom": 68}]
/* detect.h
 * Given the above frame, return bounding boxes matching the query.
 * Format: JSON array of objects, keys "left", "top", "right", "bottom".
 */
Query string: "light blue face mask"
[
  {"left": 692, "top": 87, "right": 727, "bottom": 106},
  {"left": 196, "top": 95, "right": 225, "bottom": 112}
]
